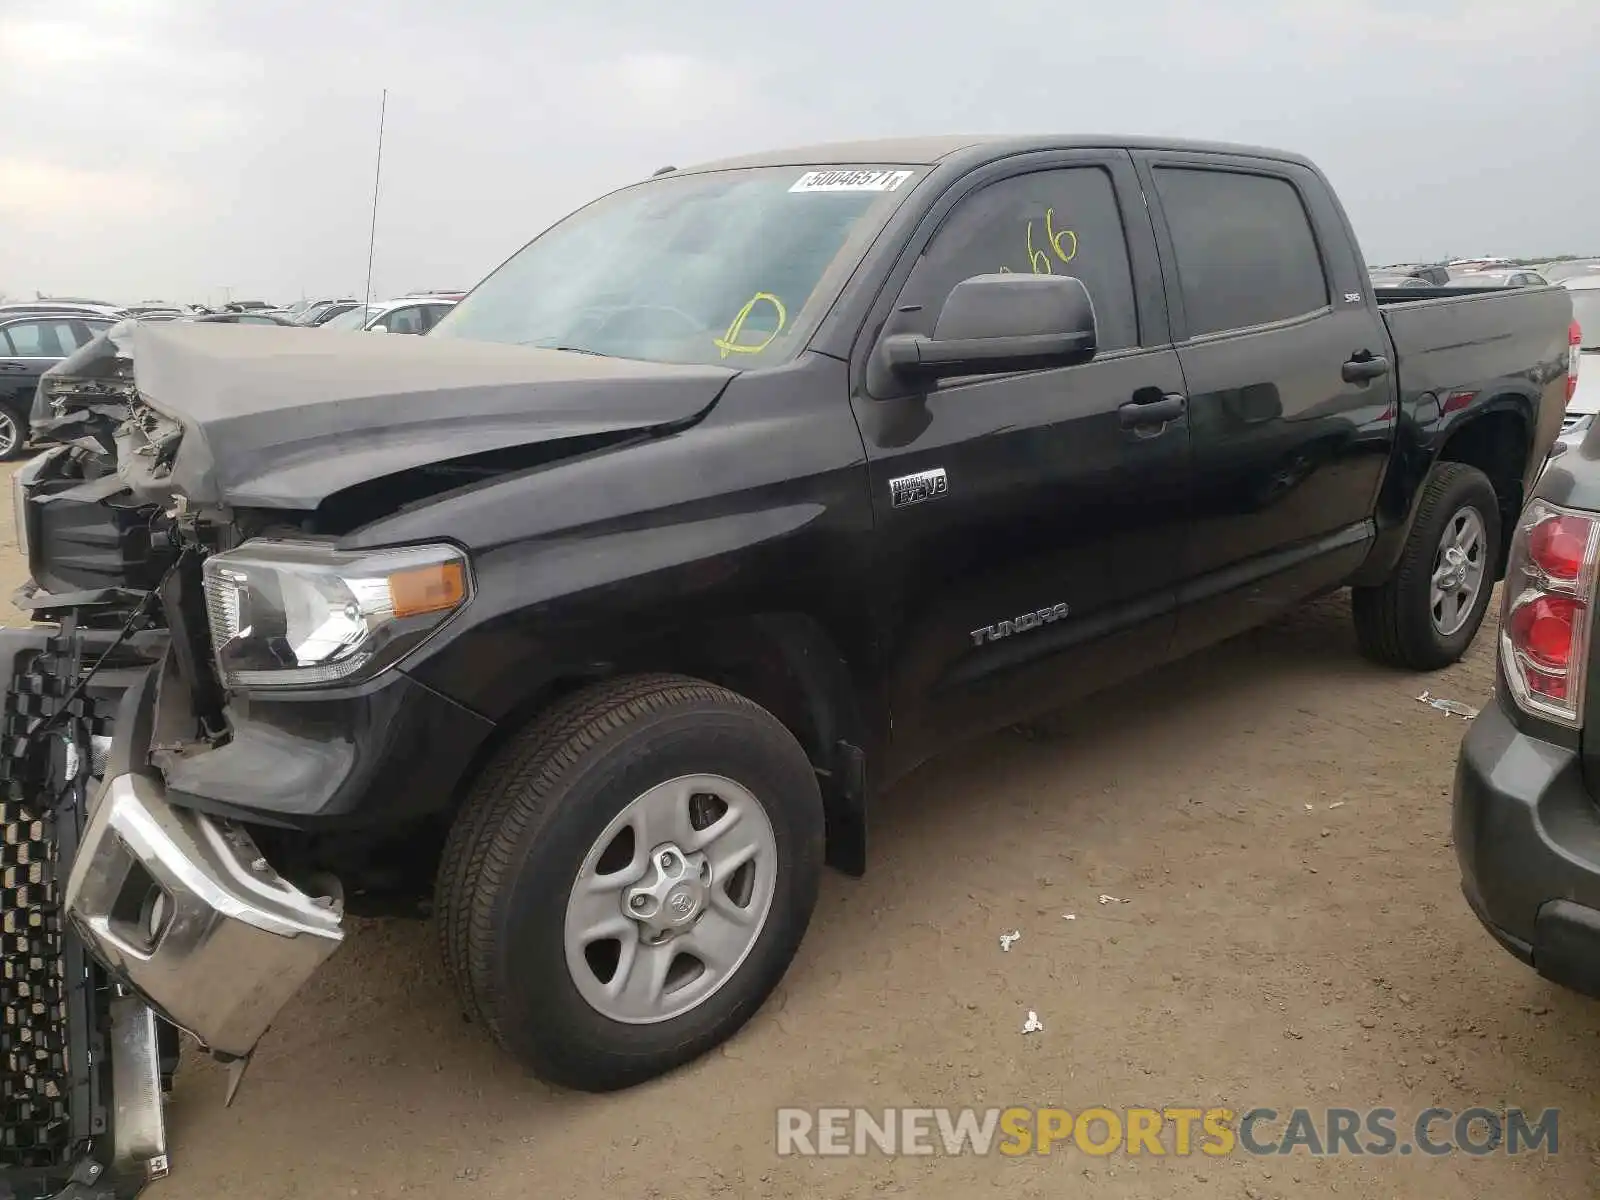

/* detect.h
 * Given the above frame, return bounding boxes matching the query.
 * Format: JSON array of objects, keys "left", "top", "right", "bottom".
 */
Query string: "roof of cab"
[{"left": 678, "top": 134, "right": 1317, "bottom": 175}]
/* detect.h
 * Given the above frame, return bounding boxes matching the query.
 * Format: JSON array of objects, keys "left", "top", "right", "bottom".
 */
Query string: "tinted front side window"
[
  {"left": 1154, "top": 168, "right": 1329, "bottom": 336},
  {"left": 899, "top": 167, "right": 1138, "bottom": 351}
]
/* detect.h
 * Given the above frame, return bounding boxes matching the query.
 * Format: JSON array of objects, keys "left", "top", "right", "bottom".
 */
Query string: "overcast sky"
[{"left": 1, "top": 0, "right": 1594, "bottom": 306}]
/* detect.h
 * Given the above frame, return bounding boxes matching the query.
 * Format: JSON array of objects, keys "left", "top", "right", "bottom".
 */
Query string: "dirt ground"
[{"left": 3, "top": 463, "right": 1597, "bottom": 1198}]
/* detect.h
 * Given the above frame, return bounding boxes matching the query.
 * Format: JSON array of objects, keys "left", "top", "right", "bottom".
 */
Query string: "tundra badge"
[
  {"left": 970, "top": 602, "right": 1071, "bottom": 646},
  {"left": 889, "top": 467, "right": 948, "bottom": 509}
]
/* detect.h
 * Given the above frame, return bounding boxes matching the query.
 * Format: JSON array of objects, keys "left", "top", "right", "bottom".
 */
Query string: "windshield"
[
  {"left": 1570, "top": 288, "right": 1600, "bottom": 348},
  {"left": 430, "top": 164, "right": 926, "bottom": 366},
  {"left": 322, "top": 305, "right": 379, "bottom": 332}
]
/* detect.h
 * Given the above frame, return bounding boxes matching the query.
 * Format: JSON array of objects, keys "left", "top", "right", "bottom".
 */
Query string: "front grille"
[
  {"left": 0, "top": 795, "right": 71, "bottom": 1164},
  {"left": 0, "top": 631, "right": 111, "bottom": 1175}
]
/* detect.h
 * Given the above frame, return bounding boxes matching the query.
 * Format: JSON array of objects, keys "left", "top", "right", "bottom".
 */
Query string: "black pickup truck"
[{"left": 0, "top": 135, "right": 1573, "bottom": 1196}]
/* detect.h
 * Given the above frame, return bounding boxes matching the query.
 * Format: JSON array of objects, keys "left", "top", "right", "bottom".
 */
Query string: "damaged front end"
[
  {"left": 8, "top": 318, "right": 708, "bottom": 1195},
  {"left": 5, "top": 408, "right": 346, "bottom": 1198}
]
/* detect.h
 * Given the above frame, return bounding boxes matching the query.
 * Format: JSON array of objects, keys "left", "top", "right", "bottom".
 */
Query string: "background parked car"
[
  {"left": 1543, "top": 258, "right": 1600, "bottom": 284},
  {"left": 204, "top": 311, "right": 299, "bottom": 326},
  {"left": 1557, "top": 275, "right": 1600, "bottom": 450},
  {"left": 1369, "top": 270, "right": 1437, "bottom": 289},
  {"left": 319, "top": 296, "right": 457, "bottom": 334},
  {"left": 0, "top": 311, "right": 119, "bottom": 457},
  {"left": 1372, "top": 261, "right": 1452, "bottom": 286},
  {"left": 0, "top": 299, "right": 127, "bottom": 320},
  {"left": 297, "top": 299, "right": 363, "bottom": 326},
  {"left": 1448, "top": 268, "right": 1551, "bottom": 288},
  {"left": 30, "top": 310, "right": 304, "bottom": 448}
]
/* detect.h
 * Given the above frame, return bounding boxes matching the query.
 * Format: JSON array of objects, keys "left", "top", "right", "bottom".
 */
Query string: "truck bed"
[{"left": 1376, "top": 284, "right": 1572, "bottom": 452}]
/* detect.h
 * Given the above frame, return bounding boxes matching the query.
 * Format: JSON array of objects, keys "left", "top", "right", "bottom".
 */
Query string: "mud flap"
[{"left": 0, "top": 624, "right": 169, "bottom": 1200}]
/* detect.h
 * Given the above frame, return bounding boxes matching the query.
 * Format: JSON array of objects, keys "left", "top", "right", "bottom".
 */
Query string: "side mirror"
[
  {"left": 880, "top": 273, "right": 1097, "bottom": 383},
  {"left": 368, "top": 324, "right": 388, "bottom": 334}
]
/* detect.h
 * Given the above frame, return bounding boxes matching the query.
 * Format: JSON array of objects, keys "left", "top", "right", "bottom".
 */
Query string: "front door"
[{"left": 849, "top": 152, "right": 1194, "bottom": 777}]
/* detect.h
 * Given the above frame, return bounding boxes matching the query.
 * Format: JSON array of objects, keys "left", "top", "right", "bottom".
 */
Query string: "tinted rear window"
[{"left": 1154, "top": 168, "right": 1329, "bottom": 336}]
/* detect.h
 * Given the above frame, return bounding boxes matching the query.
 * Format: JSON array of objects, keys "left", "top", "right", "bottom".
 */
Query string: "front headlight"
[{"left": 201, "top": 539, "right": 472, "bottom": 688}]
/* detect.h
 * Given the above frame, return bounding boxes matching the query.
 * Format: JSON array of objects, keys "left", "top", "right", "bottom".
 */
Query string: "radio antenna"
[{"left": 362, "top": 89, "right": 388, "bottom": 312}]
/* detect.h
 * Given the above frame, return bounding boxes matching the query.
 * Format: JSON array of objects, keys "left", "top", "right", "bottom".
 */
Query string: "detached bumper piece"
[
  {"left": 0, "top": 628, "right": 165, "bottom": 1200},
  {"left": 65, "top": 771, "right": 345, "bottom": 1061}
]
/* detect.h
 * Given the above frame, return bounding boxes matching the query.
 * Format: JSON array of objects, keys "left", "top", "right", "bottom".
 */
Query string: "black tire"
[
  {"left": 1352, "top": 461, "right": 1502, "bottom": 670},
  {"left": 434, "top": 673, "right": 824, "bottom": 1092},
  {"left": 0, "top": 400, "right": 29, "bottom": 461}
]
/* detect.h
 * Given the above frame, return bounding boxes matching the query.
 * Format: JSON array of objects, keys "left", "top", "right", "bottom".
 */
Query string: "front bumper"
[
  {"left": 1453, "top": 693, "right": 1600, "bottom": 997},
  {"left": 63, "top": 665, "right": 345, "bottom": 1061},
  {"left": 66, "top": 774, "right": 344, "bottom": 1060}
]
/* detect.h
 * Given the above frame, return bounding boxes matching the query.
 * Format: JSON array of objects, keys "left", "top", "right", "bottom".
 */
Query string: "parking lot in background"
[{"left": 4, "top": 464, "right": 1591, "bottom": 1198}]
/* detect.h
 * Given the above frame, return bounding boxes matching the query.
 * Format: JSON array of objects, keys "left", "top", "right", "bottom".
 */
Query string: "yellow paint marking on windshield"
[{"left": 714, "top": 292, "right": 788, "bottom": 358}]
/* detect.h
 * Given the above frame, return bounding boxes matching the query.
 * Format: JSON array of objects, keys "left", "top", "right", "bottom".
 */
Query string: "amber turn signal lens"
[{"left": 388, "top": 560, "right": 467, "bottom": 618}]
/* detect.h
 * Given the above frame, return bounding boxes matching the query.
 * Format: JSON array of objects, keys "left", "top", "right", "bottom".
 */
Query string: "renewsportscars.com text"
[{"left": 775, "top": 1105, "right": 1559, "bottom": 1158}]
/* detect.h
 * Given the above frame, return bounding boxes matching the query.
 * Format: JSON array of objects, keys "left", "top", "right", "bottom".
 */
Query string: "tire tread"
[
  {"left": 435, "top": 674, "right": 786, "bottom": 1053},
  {"left": 1352, "top": 461, "right": 1500, "bottom": 670}
]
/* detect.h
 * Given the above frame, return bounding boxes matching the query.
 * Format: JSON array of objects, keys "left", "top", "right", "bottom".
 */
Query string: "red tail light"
[
  {"left": 1502, "top": 501, "right": 1600, "bottom": 725},
  {"left": 1570, "top": 319, "right": 1583, "bottom": 403}
]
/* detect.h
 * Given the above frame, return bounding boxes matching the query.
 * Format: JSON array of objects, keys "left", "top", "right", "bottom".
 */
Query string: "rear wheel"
[
  {"left": 434, "top": 674, "right": 824, "bottom": 1092},
  {"left": 1352, "top": 461, "right": 1502, "bottom": 670}
]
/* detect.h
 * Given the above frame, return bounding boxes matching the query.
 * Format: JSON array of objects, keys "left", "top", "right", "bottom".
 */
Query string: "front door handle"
[
  {"left": 1342, "top": 353, "right": 1391, "bottom": 384},
  {"left": 1119, "top": 392, "right": 1187, "bottom": 429}
]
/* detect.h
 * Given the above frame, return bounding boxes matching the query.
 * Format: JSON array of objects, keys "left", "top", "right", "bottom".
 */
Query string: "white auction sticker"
[{"left": 789, "top": 169, "right": 914, "bottom": 194}]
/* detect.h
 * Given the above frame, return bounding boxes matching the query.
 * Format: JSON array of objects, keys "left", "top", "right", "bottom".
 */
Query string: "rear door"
[
  {"left": 1135, "top": 153, "right": 1399, "bottom": 656},
  {"left": 850, "top": 150, "right": 1193, "bottom": 772}
]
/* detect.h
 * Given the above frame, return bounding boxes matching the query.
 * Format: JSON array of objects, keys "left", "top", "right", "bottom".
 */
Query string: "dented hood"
[{"left": 127, "top": 322, "right": 736, "bottom": 508}]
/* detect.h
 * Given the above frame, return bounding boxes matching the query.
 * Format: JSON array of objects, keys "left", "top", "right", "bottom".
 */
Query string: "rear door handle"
[
  {"left": 1118, "top": 392, "right": 1187, "bottom": 429},
  {"left": 1342, "top": 353, "right": 1391, "bottom": 384}
]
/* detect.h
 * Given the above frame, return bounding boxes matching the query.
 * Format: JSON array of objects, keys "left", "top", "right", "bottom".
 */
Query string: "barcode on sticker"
[{"left": 789, "top": 169, "right": 913, "bottom": 194}]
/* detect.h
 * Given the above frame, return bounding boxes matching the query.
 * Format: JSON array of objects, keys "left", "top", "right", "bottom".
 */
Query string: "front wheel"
[
  {"left": 435, "top": 674, "right": 824, "bottom": 1092},
  {"left": 1352, "top": 461, "right": 1502, "bottom": 670},
  {"left": 0, "top": 401, "right": 28, "bottom": 461}
]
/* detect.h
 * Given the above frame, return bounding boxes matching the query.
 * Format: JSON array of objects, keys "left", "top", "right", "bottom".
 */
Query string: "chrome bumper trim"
[
  {"left": 108, "top": 994, "right": 169, "bottom": 1186},
  {"left": 65, "top": 772, "right": 344, "bottom": 1059}
]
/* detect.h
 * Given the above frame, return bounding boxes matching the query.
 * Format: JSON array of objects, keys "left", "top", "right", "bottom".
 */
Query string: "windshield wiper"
[{"left": 521, "top": 341, "right": 612, "bottom": 357}]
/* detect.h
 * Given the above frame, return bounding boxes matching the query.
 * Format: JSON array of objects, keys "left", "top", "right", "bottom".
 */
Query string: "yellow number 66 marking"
[
  {"left": 1012, "top": 207, "right": 1079, "bottom": 275},
  {"left": 715, "top": 292, "right": 788, "bottom": 359},
  {"left": 1045, "top": 208, "right": 1077, "bottom": 264}
]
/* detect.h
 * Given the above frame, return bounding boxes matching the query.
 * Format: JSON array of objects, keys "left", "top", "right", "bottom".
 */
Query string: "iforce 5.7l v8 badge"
[{"left": 889, "top": 467, "right": 948, "bottom": 509}]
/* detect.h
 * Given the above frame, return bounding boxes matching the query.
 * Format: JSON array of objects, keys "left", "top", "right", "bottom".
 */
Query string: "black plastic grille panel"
[
  {"left": 0, "top": 634, "right": 105, "bottom": 1172},
  {"left": 0, "top": 792, "right": 70, "bottom": 1165}
]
